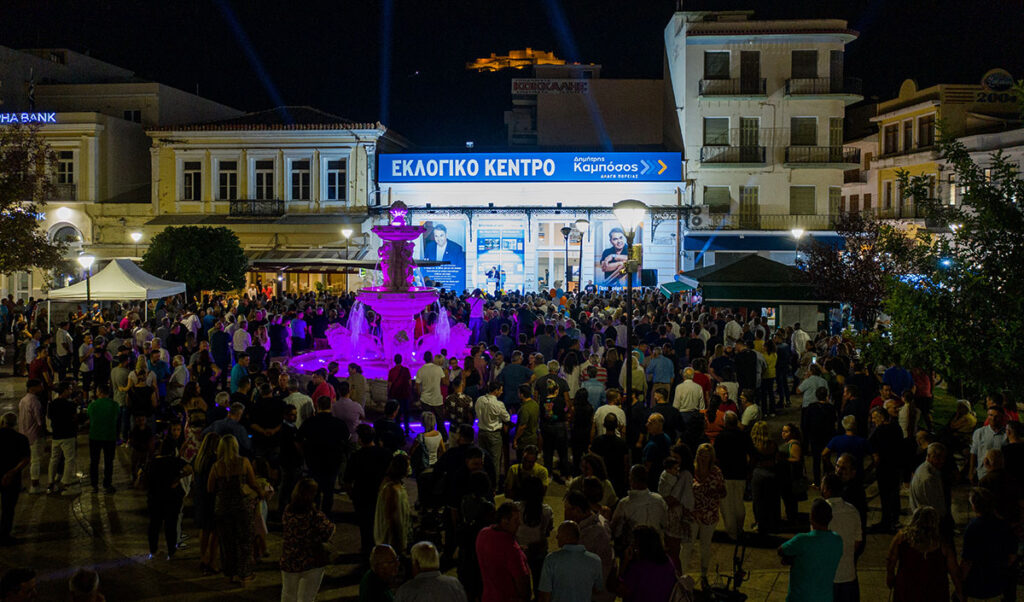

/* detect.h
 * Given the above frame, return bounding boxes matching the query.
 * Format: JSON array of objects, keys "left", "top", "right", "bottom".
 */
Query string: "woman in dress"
[
  {"left": 280, "top": 479, "right": 336, "bottom": 602},
  {"left": 779, "top": 423, "right": 806, "bottom": 523},
  {"left": 749, "top": 420, "right": 780, "bottom": 534},
  {"left": 207, "top": 434, "right": 260, "bottom": 586},
  {"left": 192, "top": 432, "right": 220, "bottom": 575},
  {"left": 616, "top": 525, "right": 678, "bottom": 602},
  {"left": 373, "top": 454, "right": 412, "bottom": 555},
  {"left": 886, "top": 506, "right": 961, "bottom": 601},
  {"left": 684, "top": 442, "right": 727, "bottom": 588},
  {"left": 514, "top": 476, "right": 553, "bottom": 592}
]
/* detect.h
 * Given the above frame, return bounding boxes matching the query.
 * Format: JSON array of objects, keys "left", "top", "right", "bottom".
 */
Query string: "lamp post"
[
  {"left": 130, "top": 231, "right": 142, "bottom": 257},
  {"left": 613, "top": 199, "right": 648, "bottom": 412},
  {"left": 790, "top": 227, "right": 805, "bottom": 264},
  {"left": 560, "top": 226, "right": 572, "bottom": 291},
  {"left": 77, "top": 253, "right": 95, "bottom": 305},
  {"left": 574, "top": 218, "right": 589, "bottom": 291},
  {"left": 341, "top": 228, "right": 354, "bottom": 293}
]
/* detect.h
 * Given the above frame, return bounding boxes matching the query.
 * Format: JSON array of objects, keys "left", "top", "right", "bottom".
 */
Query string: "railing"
[
  {"left": 843, "top": 169, "right": 867, "bottom": 184},
  {"left": 698, "top": 78, "right": 767, "bottom": 96},
  {"left": 229, "top": 199, "right": 286, "bottom": 217},
  {"left": 785, "top": 146, "right": 860, "bottom": 165},
  {"left": 47, "top": 182, "right": 76, "bottom": 200},
  {"left": 785, "top": 77, "right": 863, "bottom": 96},
  {"left": 700, "top": 146, "right": 766, "bottom": 164},
  {"left": 692, "top": 212, "right": 837, "bottom": 231},
  {"left": 862, "top": 206, "right": 930, "bottom": 220}
]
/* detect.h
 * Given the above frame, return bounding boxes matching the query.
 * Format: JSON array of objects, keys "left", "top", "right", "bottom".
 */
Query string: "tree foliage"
[
  {"left": 0, "top": 122, "right": 67, "bottom": 273},
  {"left": 884, "top": 135, "right": 1024, "bottom": 396},
  {"left": 142, "top": 226, "right": 248, "bottom": 295},
  {"left": 801, "top": 212, "right": 926, "bottom": 325}
]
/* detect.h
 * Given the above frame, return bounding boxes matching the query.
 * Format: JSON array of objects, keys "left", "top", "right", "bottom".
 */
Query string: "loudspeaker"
[{"left": 640, "top": 269, "right": 658, "bottom": 287}]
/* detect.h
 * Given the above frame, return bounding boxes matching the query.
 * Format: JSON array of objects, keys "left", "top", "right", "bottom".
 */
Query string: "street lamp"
[
  {"left": 790, "top": 227, "right": 805, "bottom": 264},
  {"left": 574, "top": 218, "right": 589, "bottom": 291},
  {"left": 130, "top": 231, "right": 142, "bottom": 257},
  {"left": 612, "top": 199, "right": 647, "bottom": 411},
  {"left": 77, "top": 253, "right": 95, "bottom": 305},
  {"left": 560, "top": 226, "right": 573, "bottom": 291},
  {"left": 341, "top": 228, "right": 354, "bottom": 293}
]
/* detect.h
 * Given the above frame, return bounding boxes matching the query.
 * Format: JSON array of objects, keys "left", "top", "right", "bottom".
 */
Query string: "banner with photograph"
[
  {"left": 417, "top": 220, "right": 467, "bottom": 292},
  {"left": 476, "top": 229, "right": 525, "bottom": 293},
  {"left": 594, "top": 220, "right": 642, "bottom": 288}
]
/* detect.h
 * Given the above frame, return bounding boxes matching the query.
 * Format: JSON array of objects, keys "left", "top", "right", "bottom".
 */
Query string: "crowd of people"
[{"left": 0, "top": 287, "right": 1020, "bottom": 601}]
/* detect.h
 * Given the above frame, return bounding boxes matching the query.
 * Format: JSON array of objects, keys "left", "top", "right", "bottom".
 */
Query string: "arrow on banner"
[
  {"left": 657, "top": 159, "right": 668, "bottom": 175},
  {"left": 639, "top": 160, "right": 651, "bottom": 175}
]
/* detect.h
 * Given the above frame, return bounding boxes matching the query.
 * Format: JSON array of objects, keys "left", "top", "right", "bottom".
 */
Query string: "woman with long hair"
[
  {"left": 127, "top": 355, "right": 157, "bottom": 421},
  {"left": 280, "top": 479, "right": 336, "bottom": 602},
  {"left": 515, "top": 476, "right": 553, "bottom": 591},
  {"left": 683, "top": 443, "right": 726, "bottom": 588},
  {"left": 374, "top": 454, "right": 412, "bottom": 554},
  {"left": 207, "top": 434, "right": 260, "bottom": 586},
  {"left": 568, "top": 453, "right": 618, "bottom": 508},
  {"left": 604, "top": 348, "right": 622, "bottom": 389},
  {"left": 749, "top": 420, "right": 780, "bottom": 534},
  {"left": 192, "top": 432, "right": 221, "bottom": 575},
  {"left": 886, "top": 506, "right": 961, "bottom": 601},
  {"left": 779, "top": 423, "right": 806, "bottom": 522},
  {"left": 616, "top": 525, "right": 678, "bottom": 602}
]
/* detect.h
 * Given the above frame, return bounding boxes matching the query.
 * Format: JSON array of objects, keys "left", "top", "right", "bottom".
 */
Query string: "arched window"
[{"left": 51, "top": 225, "right": 83, "bottom": 243}]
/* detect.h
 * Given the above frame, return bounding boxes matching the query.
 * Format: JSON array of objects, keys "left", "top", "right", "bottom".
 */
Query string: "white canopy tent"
[{"left": 46, "top": 258, "right": 186, "bottom": 326}]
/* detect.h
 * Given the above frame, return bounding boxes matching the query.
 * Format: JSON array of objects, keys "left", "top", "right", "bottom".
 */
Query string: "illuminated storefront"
[{"left": 376, "top": 151, "right": 685, "bottom": 293}]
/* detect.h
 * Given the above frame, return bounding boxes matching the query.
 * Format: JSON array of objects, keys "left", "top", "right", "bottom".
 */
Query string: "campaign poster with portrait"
[
  {"left": 476, "top": 229, "right": 525, "bottom": 293},
  {"left": 418, "top": 220, "right": 467, "bottom": 292},
  {"left": 595, "top": 220, "right": 642, "bottom": 288}
]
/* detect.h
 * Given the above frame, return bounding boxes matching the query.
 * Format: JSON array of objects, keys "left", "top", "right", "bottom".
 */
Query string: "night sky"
[{"left": 4, "top": 0, "right": 1023, "bottom": 146}]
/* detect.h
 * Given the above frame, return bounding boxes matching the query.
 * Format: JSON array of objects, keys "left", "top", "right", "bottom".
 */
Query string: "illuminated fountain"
[{"left": 292, "top": 201, "right": 470, "bottom": 383}]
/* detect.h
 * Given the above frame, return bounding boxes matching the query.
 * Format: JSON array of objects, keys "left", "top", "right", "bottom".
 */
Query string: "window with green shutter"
[
  {"left": 704, "top": 186, "right": 732, "bottom": 214},
  {"left": 790, "top": 186, "right": 815, "bottom": 215}
]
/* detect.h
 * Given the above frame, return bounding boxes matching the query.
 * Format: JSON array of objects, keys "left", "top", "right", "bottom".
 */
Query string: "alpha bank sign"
[
  {"left": 379, "top": 152, "right": 682, "bottom": 183},
  {"left": 0, "top": 112, "right": 58, "bottom": 124}
]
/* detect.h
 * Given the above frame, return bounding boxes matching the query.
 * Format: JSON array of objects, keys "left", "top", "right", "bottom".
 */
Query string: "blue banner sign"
[{"left": 379, "top": 152, "right": 682, "bottom": 183}]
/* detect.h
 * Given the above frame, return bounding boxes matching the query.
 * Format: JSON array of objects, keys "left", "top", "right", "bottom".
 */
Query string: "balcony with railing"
[
  {"left": 698, "top": 78, "right": 767, "bottom": 96},
  {"left": 47, "top": 181, "right": 77, "bottom": 201},
  {"left": 700, "top": 146, "right": 766, "bottom": 164},
  {"left": 785, "top": 77, "right": 863, "bottom": 97},
  {"left": 229, "top": 199, "right": 286, "bottom": 217},
  {"left": 692, "top": 212, "right": 837, "bottom": 231},
  {"left": 785, "top": 146, "right": 860, "bottom": 166}
]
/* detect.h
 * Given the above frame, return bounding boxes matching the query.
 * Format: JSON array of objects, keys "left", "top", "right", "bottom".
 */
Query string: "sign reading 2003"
[{"left": 379, "top": 152, "right": 682, "bottom": 183}]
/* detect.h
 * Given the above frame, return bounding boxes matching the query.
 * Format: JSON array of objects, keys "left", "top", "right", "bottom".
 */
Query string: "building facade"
[
  {"left": 141, "top": 107, "right": 408, "bottom": 294},
  {"left": 664, "top": 10, "right": 861, "bottom": 267},
  {"left": 0, "top": 46, "right": 241, "bottom": 300}
]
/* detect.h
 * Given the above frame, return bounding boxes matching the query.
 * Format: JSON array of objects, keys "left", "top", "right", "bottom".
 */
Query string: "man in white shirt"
[
  {"left": 55, "top": 322, "right": 74, "bottom": 381},
  {"left": 132, "top": 322, "right": 152, "bottom": 350},
  {"left": 233, "top": 320, "right": 252, "bottom": 354},
  {"left": 672, "top": 368, "right": 706, "bottom": 413},
  {"left": 283, "top": 379, "right": 314, "bottom": 428},
  {"left": 415, "top": 351, "right": 447, "bottom": 434},
  {"left": 475, "top": 381, "right": 510, "bottom": 483},
  {"left": 910, "top": 442, "right": 947, "bottom": 518},
  {"left": 791, "top": 323, "right": 811, "bottom": 360},
  {"left": 739, "top": 392, "right": 762, "bottom": 429},
  {"left": 822, "top": 473, "right": 863, "bottom": 601},
  {"left": 592, "top": 390, "right": 626, "bottom": 438},
  {"left": 724, "top": 315, "right": 742, "bottom": 346},
  {"left": 610, "top": 465, "right": 667, "bottom": 550}
]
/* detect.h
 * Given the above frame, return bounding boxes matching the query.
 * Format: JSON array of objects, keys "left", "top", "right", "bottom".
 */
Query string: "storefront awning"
[{"left": 247, "top": 248, "right": 449, "bottom": 273}]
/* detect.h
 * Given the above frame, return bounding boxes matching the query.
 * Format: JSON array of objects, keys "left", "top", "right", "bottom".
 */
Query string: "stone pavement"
[{"left": 0, "top": 372, "right": 1008, "bottom": 600}]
